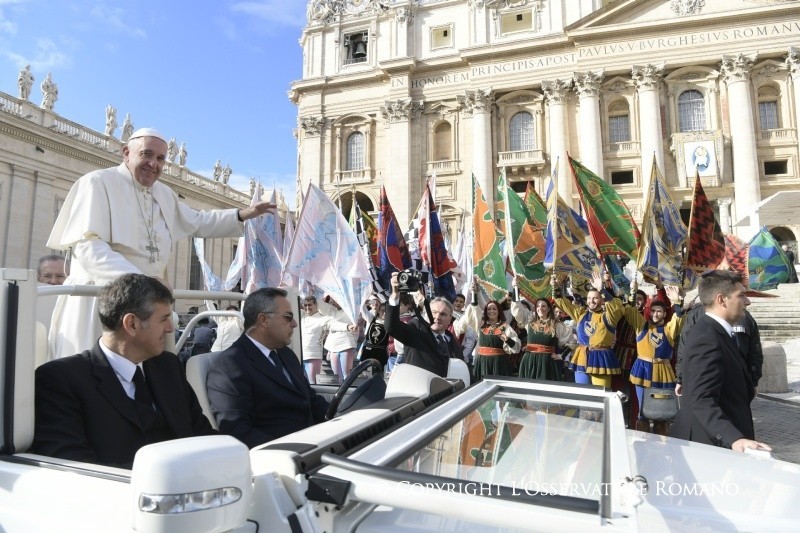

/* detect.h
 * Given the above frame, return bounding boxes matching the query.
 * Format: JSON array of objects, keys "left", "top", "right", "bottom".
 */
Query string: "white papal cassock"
[{"left": 46, "top": 163, "right": 242, "bottom": 359}]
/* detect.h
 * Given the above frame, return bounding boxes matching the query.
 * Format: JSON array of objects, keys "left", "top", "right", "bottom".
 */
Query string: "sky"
[{"left": 0, "top": 0, "right": 306, "bottom": 208}]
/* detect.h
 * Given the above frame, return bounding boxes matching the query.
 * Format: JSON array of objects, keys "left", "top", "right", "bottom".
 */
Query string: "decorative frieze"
[{"left": 670, "top": 0, "right": 705, "bottom": 17}]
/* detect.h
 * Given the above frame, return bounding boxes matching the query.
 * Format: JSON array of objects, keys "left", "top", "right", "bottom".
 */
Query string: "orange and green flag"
[
  {"left": 472, "top": 174, "right": 507, "bottom": 301},
  {"left": 570, "top": 156, "right": 640, "bottom": 260},
  {"left": 495, "top": 170, "right": 550, "bottom": 300}
]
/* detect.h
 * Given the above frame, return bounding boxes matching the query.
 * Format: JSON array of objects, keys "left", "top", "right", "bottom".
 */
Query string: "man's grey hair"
[
  {"left": 97, "top": 274, "right": 174, "bottom": 331},
  {"left": 37, "top": 254, "right": 64, "bottom": 277},
  {"left": 431, "top": 297, "right": 454, "bottom": 314},
  {"left": 243, "top": 287, "right": 288, "bottom": 330}
]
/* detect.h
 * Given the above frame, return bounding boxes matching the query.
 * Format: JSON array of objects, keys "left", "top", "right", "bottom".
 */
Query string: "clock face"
[{"left": 345, "top": 0, "right": 369, "bottom": 15}]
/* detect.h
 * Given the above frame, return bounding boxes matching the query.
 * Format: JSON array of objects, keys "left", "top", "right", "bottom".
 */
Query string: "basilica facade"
[{"left": 292, "top": 0, "right": 800, "bottom": 249}]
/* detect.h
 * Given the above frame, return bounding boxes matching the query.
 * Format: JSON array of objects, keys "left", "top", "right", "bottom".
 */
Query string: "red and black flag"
[{"left": 685, "top": 173, "right": 725, "bottom": 272}]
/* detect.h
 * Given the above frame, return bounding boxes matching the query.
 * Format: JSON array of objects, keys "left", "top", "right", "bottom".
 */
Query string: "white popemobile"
[{"left": 1, "top": 268, "right": 799, "bottom": 532}]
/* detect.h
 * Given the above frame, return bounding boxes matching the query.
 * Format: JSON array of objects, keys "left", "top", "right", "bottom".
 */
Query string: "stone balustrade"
[{"left": 0, "top": 89, "right": 251, "bottom": 204}]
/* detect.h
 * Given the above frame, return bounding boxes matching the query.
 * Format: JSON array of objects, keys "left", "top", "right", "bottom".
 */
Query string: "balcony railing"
[
  {"left": 426, "top": 160, "right": 460, "bottom": 175},
  {"left": 335, "top": 169, "right": 372, "bottom": 184},
  {"left": 603, "top": 141, "right": 640, "bottom": 154},
  {"left": 759, "top": 128, "right": 797, "bottom": 144},
  {"left": 497, "top": 149, "right": 546, "bottom": 168}
]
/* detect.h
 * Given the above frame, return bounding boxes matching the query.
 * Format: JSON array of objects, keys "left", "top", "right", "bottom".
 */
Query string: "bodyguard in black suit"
[
  {"left": 669, "top": 270, "right": 771, "bottom": 453},
  {"left": 384, "top": 272, "right": 462, "bottom": 377},
  {"left": 32, "top": 274, "right": 215, "bottom": 468},
  {"left": 207, "top": 288, "right": 328, "bottom": 448}
]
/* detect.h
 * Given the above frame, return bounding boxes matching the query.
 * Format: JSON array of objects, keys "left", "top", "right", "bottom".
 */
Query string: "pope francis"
[{"left": 46, "top": 128, "right": 274, "bottom": 359}]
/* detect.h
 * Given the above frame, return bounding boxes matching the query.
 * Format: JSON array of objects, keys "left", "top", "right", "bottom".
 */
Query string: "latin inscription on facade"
[{"left": 393, "top": 21, "right": 800, "bottom": 88}]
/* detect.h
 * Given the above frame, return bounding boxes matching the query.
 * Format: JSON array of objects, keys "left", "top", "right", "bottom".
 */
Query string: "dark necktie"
[
  {"left": 132, "top": 366, "right": 157, "bottom": 428},
  {"left": 268, "top": 350, "right": 296, "bottom": 389},
  {"left": 435, "top": 334, "right": 450, "bottom": 357}
]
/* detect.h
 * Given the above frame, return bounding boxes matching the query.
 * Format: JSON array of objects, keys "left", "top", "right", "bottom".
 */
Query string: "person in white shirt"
[{"left": 300, "top": 296, "right": 355, "bottom": 383}]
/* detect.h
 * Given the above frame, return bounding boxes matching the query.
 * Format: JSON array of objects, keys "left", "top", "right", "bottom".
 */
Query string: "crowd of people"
[{"left": 28, "top": 125, "right": 785, "bottom": 468}]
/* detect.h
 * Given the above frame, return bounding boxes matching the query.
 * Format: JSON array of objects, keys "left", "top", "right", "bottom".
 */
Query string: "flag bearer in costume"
[
  {"left": 554, "top": 272, "right": 627, "bottom": 388},
  {"left": 455, "top": 287, "right": 520, "bottom": 381},
  {"left": 627, "top": 285, "right": 684, "bottom": 434},
  {"left": 510, "top": 287, "right": 572, "bottom": 381}
]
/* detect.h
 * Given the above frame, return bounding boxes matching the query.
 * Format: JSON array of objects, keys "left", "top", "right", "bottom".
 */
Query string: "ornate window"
[
  {"left": 677, "top": 90, "right": 706, "bottom": 132},
  {"left": 757, "top": 85, "right": 780, "bottom": 130},
  {"left": 345, "top": 132, "right": 365, "bottom": 170},
  {"left": 509, "top": 111, "right": 534, "bottom": 151},
  {"left": 433, "top": 122, "right": 452, "bottom": 161},
  {"left": 607, "top": 101, "right": 631, "bottom": 143}
]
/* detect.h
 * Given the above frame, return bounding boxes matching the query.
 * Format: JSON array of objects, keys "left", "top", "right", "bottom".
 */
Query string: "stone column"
[
  {"left": 786, "top": 47, "right": 800, "bottom": 132},
  {"left": 632, "top": 64, "right": 665, "bottom": 203},
  {"left": 721, "top": 53, "right": 761, "bottom": 238},
  {"left": 543, "top": 79, "right": 572, "bottom": 201},
  {"left": 458, "top": 88, "right": 495, "bottom": 210},
  {"left": 393, "top": 7, "right": 411, "bottom": 57},
  {"left": 574, "top": 70, "right": 605, "bottom": 179},
  {"left": 299, "top": 116, "right": 326, "bottom": 190},
  {"left": 381, "top": 98, "right": 423, "bottom": 225},
  {"left": 718, "top": 198, "right": 733, "bottom": 235}
]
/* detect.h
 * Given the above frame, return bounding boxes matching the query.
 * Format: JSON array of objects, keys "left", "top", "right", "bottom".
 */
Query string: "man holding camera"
[{"left": 385, "top": 271, "right": 462, "bottom": 377}]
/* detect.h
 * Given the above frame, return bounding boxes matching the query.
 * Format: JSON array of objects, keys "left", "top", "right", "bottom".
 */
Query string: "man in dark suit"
[
  {"left": 32, "top": 274, "right": 215, "bottom": 468},
  {"left": 669, "top": 270, "right": 771, "bottom": 453},
  {"left": 385, "top": 272, "right": 462, "bottom": 377},
  {"left": 207, "top": 288, "right": 329, "bottom": 448}
]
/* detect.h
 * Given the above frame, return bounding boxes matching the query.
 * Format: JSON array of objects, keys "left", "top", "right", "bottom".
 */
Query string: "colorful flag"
[
  {"left": 282, "top": 183, "right": 372, "bottom": 323},
  {"left": 350, "top": 200, "right": 385, "bottom": 297},
  {"left": 544, "top": 165, "right": 589, "bottom": 269},
  {"left": 636, "top": 160, "right": 688, "bottom": 285},
  {"left": 376, "top": 186, "right": 412, "bottom": 292},
  {"left": 450, "top": 211, "right": 472, "bottom": 295},
  {"left": 418, "top": 185, "right": 457, "bottom": 300},
  {"left": 472, "top": 175, "right": 507, "bottom": 301},
  {"left": 685, "top": 173, "right": 725, "bottom": 273},
  {"left": 496, "top": 170, "right": 550, "bottom": 300},
  {"left": 570, "top": 156, "right": 640, "bottom": 260},
  {"left": 723, "top": 233, "right": 749, "bottom": 278},
  {"left": 604, "top": 255, "right": 631, "bottom": 298},
  {"left": 748, "top": 227, "right": 792, "bottom": 290}
]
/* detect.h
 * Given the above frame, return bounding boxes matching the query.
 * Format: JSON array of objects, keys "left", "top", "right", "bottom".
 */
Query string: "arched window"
[
  {"left": 758, "top": 85, "right": 780, "bottom": 130},
  {"left": 346, "top": 132, "right": 365, "bottom": 170},
  {"left": 677, "top": 90, "right": 706, "bottom": 132},
  {"left": 607, "top": 100, "right": 631, "bottom": 143},
  {"left": 509, "top": 111, "right": 534, "bottom": 151},
  {"left": 434, "top": 122, "right": 452, "bottom": 161}
]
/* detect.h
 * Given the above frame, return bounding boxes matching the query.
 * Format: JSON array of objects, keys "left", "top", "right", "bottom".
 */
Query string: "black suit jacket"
[
  {"left": 385, "top": 303, "right": 462, "bottom": 377},
  {"left": 670, "top": 314, "right": 755, "bottom": 448},
  {"left": 32, "top": 344, "right": 215, "bottom": 468},
  {"left": 206, "top": 335, "right": 329, "bottom": 448}
]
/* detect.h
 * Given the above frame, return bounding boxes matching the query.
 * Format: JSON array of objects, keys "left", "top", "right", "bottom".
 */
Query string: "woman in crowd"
[
  {"left": 456, "top": 288, "right": 520, "bottom": 381},
  {"left": 510, "top": 295, "right": 573, "bottom": 381},
  {"left": 300, "top": 296, "right": 356, "bottom": 384},
  {"left": 318, "top": 295, "right": 359, "bottom": 382}
]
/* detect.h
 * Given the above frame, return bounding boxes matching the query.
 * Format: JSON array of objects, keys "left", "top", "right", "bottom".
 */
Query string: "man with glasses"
[{"left": 207, "top": 288, "right": 329, "bottom": 448}]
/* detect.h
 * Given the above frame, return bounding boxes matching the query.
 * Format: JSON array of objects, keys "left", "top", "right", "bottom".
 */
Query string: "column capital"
[
  {"left": 721, "top": 53, "right": 757, "bottom": 84},
  {"left": 380, "top": 98, "right": 423, "bottom": 122},
  {"left": 786, "top": 46, "right": 800, "bottom": 78},
  {"left": 394, "top": 6, "right": 412, "bottom": 25},
  {"left": 542, "top": 79, "right": 572, "bottom": 104},
  {"left": 457, "top": 88, "right": 494, "bottom": 115},
  {"left": 717, "top": 197, "right": 732, "bottom": 209},
  {"left": 573, "top": 70, "right": 604, "bottom": 98},
  {"left": 632, "top": 63, "right": 665, "bottom": 91},
  {"left": 300, "top": 115, "right": 326, "bottom": 137}
]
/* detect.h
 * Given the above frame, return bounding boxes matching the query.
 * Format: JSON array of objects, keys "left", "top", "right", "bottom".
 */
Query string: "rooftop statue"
[
  {"left": 40, "top": 72, "right": 58, "bottom": 110},
  {"left": 18, "top": 65, "right": 34, "bottom": 100}
]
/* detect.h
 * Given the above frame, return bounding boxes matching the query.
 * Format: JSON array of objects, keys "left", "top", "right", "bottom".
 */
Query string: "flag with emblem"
[
  {"left": 570, "top": 156, "right": 640, "bottom": 260},
  {"left": 242, "top": 182, "right": 284, "bottom": 293},
  {"left": 417, "top": 184, "right": 458, "bottom": 300},
  {"left": 685, "top": 172, "right": 726, "bottom": 273},
  {"left": 349, "top": 200, "right": 385, "bottom": 297},
  {"left": 544, "top": 163, "right": 589, "bottom": 269},
  {"left": 748, "top": 227, "right": 792, "bottom": 290},
  {"left": 636, "top": 159, "right": 688, "bottom": 285},
  {"left": 376, "top": 186, "right": 412, "bottom": 292},
  {"left": 496, "top": 169, "right": 550, "bottom": 300},
  {"left": 472, "top": 175, "right": 508, "bottom": 301}
]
